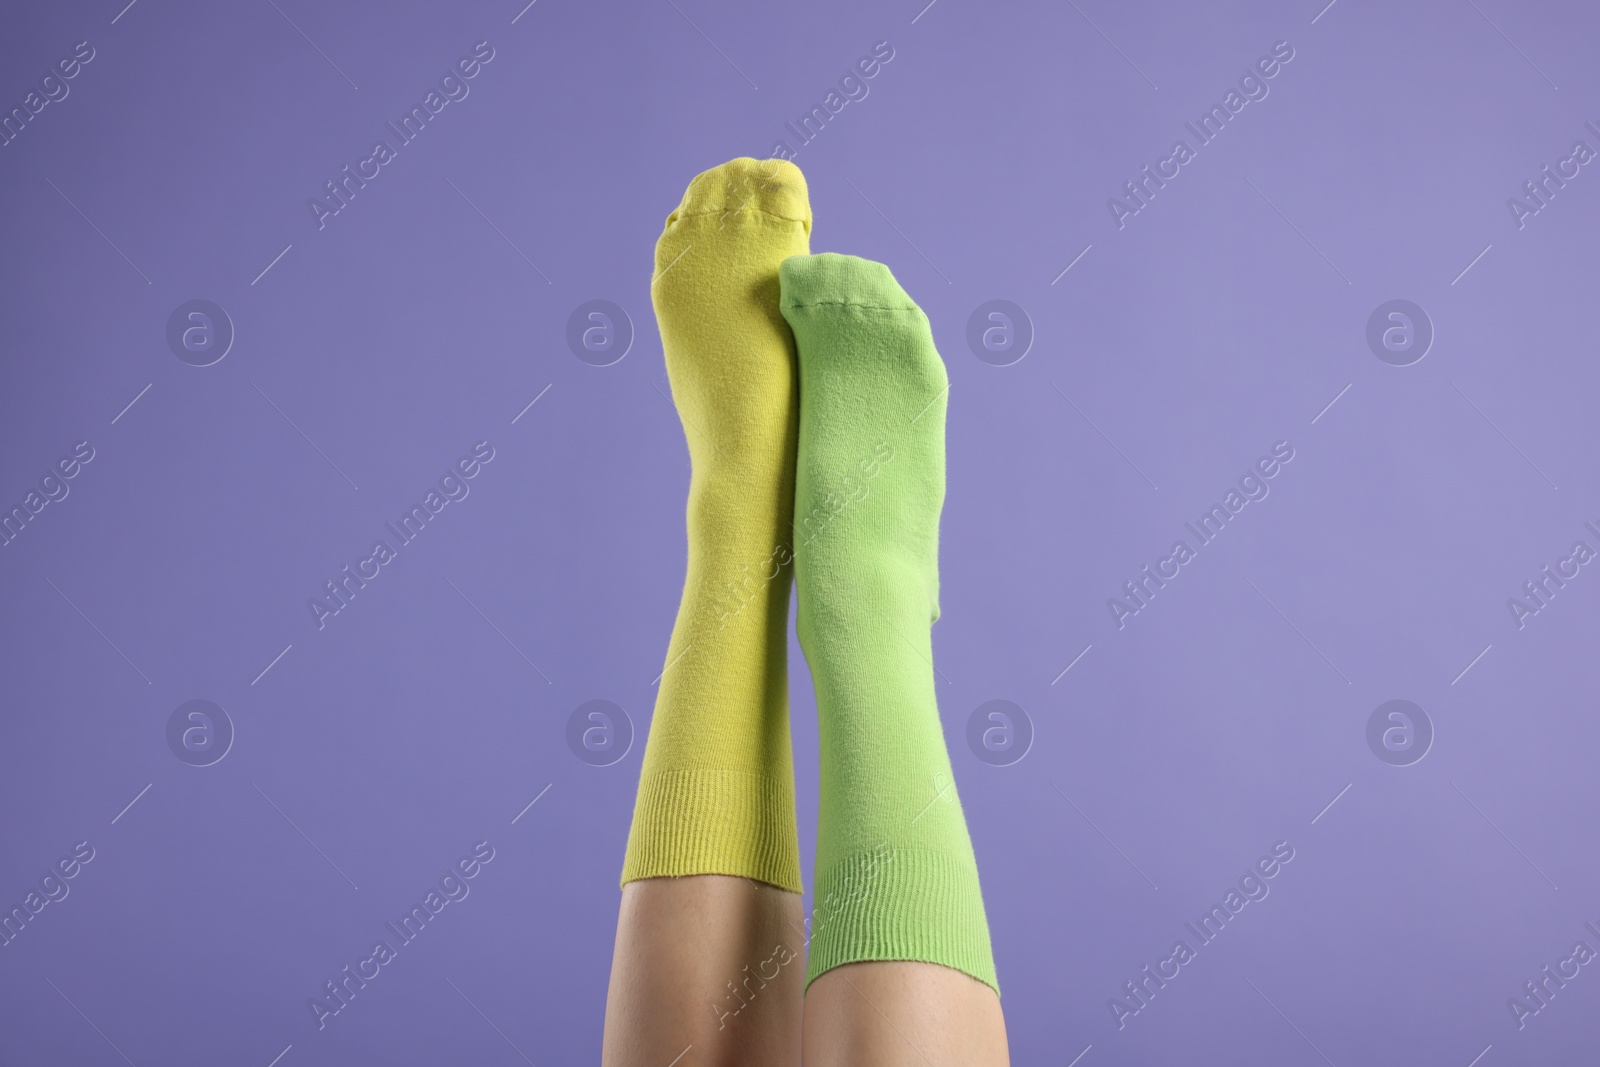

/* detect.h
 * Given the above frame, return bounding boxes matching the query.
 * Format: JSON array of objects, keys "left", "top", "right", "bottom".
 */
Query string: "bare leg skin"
[
  {"left": 803, "top": 962, "right": 1010, "bottom": 1067},
  {"left": 602, "top": 875, "right": 806, "bottom": 1066}
]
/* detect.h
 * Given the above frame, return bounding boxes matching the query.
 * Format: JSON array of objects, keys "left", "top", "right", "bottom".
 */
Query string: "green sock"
[
  {"left": 620, "top": 158, "right": 812, "bottom": 892},
  {"left": 780, "top": 253, "right": 999, "bottom": 994}
]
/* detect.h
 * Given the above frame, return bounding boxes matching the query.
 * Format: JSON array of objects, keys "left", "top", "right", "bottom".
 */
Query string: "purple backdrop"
[{"left": 3, "top": 1, "right": 1598, "bottom": 1063}]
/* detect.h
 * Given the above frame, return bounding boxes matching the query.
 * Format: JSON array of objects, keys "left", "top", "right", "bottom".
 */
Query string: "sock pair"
[{"left": 619, "top": 158, "right": 997, "bottom": 994}]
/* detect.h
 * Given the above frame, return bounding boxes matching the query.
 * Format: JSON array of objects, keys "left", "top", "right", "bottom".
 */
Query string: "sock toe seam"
[
  {"left": 668, "top": 207, "right": 811, "bottom": 227},
  {"left": 781, "top": 301, "right": 919, "bottom": 313}
]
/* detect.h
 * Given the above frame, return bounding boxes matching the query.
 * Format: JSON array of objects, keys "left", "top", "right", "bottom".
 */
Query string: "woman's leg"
[
  {"left": 602, "top": 876, "right": 805, "bottom": 1066},
  {"left": 804, "top": 962, "right": 1009, "bottom": 1067},
  {"left": 604, "top": 158, "right": 814, "bottom": 1064},
  {"left": 780, "top": 255, "right": 1009, "bottom": 1064}
]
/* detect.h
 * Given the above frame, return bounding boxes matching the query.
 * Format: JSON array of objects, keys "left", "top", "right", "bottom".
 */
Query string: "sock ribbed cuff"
[
  {"left": 803, "top": 846, "right": 999, "bottom": 995},
  {"left": 620, "top": 767, "right": 803, "bottom": 893}
]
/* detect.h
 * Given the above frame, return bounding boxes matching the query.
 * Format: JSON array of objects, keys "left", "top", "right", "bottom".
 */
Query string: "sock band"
[
  {"left": 625, "top": 767, "right": 803, "bottom": 888},
  {"left": 806, "top": 846, "right": 995, "bottom": 989}
]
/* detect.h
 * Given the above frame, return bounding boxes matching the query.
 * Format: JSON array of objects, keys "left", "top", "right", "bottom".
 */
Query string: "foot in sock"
[
  {"left": 620, "top": 159, "right": 813, "bottom": 892},
  {"left": 779, "top": 252, "right": 999, "bottom": 993}
]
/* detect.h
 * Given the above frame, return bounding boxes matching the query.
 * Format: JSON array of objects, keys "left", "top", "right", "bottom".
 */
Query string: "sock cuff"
[
  {"left": 803, "top": 846, "right": 999, "bottom": 995},
  {"left": 620, "top": 766, "right": 803, "bottom": 893}
]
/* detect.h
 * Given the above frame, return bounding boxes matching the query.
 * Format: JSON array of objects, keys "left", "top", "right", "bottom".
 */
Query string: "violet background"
[{"left": 3, "top": 1, "right": 1599, "bottom": 1063}]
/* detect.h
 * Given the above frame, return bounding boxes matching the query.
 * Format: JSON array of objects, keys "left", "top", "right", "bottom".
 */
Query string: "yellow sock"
[{"left": 620, "top": 158, "right": 812, "bottom": 891}]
